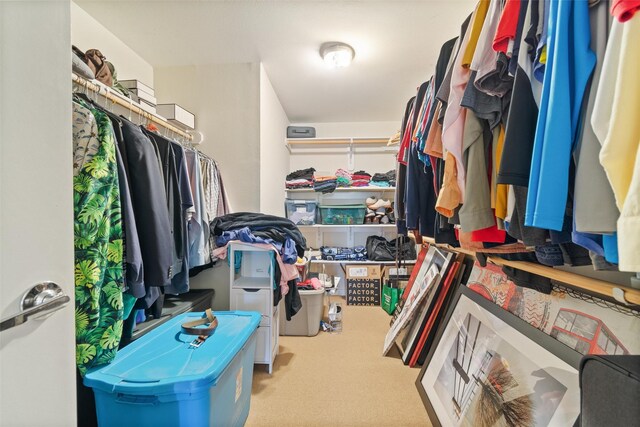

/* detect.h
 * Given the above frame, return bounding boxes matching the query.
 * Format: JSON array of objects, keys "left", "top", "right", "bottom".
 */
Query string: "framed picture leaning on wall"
[{"left": 416, "top": 285, "right": 582, "bottom": 427}]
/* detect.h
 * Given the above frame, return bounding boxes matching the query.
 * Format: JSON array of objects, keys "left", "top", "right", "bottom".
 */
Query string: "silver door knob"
[{"left": 0, "top": 282, "right": 70, "bottom": 332}]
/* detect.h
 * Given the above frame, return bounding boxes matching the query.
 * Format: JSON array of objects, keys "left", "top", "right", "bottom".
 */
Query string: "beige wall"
[
  {"left": 154, "top": 63, "right": 261, "bottom": 309},
  {"left": 260, "top": 64, "right": 290, "bottom": 216},
  {"left": 154, "top": 63, "right": 261, "bottom": 213},
  {"left": 71, "top": 2, "right": 154, "bottom": 85}
]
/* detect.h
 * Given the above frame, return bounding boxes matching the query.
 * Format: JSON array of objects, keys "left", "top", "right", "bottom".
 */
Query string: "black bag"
[
  {"left": 579, "top": 355, "right": 640, "bottom": 426},
  {"left": 366, "top": 235, "right": 416, "bottom": 261}
]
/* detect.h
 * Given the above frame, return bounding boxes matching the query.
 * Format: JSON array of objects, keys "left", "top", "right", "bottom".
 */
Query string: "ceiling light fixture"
[{"left": 319, "top": 42, "right": 355, "bottom": 68}]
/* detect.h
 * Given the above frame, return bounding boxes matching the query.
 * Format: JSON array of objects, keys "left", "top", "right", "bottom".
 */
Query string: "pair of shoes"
[{"left": 369, "top": 199, "right": 392, "bottom": 210}]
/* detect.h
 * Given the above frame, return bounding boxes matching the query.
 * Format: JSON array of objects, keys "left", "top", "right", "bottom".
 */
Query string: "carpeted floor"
[{"left": 245, "top": 298, "right": 431, "bottom": 427}]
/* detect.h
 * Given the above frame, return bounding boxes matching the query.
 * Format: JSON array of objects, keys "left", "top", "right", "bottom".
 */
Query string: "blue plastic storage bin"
[{"left": 84, "top": 311, "right": 261, "bottom": 427}]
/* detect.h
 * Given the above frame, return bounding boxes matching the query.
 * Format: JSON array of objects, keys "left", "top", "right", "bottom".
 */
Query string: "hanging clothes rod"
[{"left": 72, "top": 73, "right": 193, "bottom": 141}]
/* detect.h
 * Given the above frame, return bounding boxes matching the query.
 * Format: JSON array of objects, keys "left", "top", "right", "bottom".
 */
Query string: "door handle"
[{"left": 0, "top": 282, "right": 70, "bottom": 332}]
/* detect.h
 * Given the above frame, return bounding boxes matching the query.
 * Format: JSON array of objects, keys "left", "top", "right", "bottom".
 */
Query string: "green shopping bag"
[{"left": 381, "top": 282, "right": 400, "bottom": 315}]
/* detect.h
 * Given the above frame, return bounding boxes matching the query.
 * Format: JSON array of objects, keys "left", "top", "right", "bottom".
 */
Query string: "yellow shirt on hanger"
[
  {"left": 592, "top": 16, "right": 640, "bottom": 272},
  {"left": 462, "top": 0, "right": 491, "bottom": 68}
]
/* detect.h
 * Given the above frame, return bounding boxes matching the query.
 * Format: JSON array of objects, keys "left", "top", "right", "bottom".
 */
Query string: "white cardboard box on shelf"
[
  {"left": 156, "top": 103, "right": 195, "bottom": 130},
  {"left": 130, "top": 88, "right": 157, "bottom": 105},
  {"left": 120, "top": 79, "right": 155, "bottom": 96},
  {"left": 137, "top": 99, "right": 156, "bottom": 115}
]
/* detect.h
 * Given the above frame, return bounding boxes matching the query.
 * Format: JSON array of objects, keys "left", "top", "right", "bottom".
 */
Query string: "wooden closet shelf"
[
  {"left": 72, "top": 73, "right": 193, "bottom": 141},
  {"left": 422, "top": 240, "right": 640, "bottom": 306},
  {"left": 287, "top": 138, "right": 389, "bottom": 146}
]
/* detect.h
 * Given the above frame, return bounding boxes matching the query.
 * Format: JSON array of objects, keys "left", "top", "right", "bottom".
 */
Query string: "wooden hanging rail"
[
  {"left": 421, "top": 239, "right": 640, "bottom": 306},
  {"left": 72, "top": 73, "right": 193, "bottom": 141},
  {"left": 287, "top": 137, "right": 388, "bottom": 145}
]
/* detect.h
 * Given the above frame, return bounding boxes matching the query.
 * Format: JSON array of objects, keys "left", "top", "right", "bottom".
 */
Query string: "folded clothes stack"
[
  {"left": 286, "top": 167, "right": 315, "bottom": 189},
  {"left": 320, "top": 246, "right": 367, "bottom": 261},
  {"left": 370, "top": 170, "right": 396, "bottom": 187},
  {"left": 351, "top": 170, "right": 371, "bottom": 187},
  {"left": 314, "top": 175, "right": 338, "bottom": 193},
  {"left": 335, "top": 168, "right": 352, "bottom": 187}
]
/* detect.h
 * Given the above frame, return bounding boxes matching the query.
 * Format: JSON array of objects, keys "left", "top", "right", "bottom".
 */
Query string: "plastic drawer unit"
[{"left": 84, "top": 311, "right": 260, "bottom": 427}]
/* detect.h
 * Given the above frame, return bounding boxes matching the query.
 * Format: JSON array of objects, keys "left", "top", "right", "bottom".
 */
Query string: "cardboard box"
[
  {"left": 120, "top": 79, "right": 155, "bottom": 96},
  {"left": 156, "top": 103, "right": 195, "bottom": 130},
  {"left": 137, "top": 98, "right": 156, "bottom": 115},
  {"left": 130, "top": 88, "right": 157, "bottom": 106},
  {"left": 346, "top": 265, "right": 381, "bottom": 306}
]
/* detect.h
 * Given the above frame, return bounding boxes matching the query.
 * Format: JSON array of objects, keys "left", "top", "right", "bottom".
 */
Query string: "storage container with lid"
[{"left": 84, "top": 311, "right": 260, "bottom": 427}]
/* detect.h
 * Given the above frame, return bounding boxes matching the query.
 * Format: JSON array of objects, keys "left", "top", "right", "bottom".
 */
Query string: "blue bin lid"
[{"left": 84, "top": 311, "right": 260, "bottom": 396}]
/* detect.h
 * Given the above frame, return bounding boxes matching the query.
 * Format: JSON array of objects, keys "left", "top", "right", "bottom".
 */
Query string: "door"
[{"left": 0, "top": 1, "right": 77, "bottom": 426}]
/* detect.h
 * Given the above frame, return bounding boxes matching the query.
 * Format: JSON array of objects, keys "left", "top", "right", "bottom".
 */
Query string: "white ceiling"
[{"left": 76, "top": 0, "right": 474, "bottom": 123}]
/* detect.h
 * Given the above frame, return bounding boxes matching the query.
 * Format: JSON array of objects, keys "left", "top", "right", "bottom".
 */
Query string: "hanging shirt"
[
  {"left": 462, "top": 0, "right": 491, "bottom": 67},
  {"left": 118, "top": 119, "right": 173, "bottom": 292},
  {"left": 73, "top": 102, "right": 124, "bottom": 376},
  {"left": 72, "top": 102, "right": 100, "bottom": 176},
  {"left": 185, "top": 149, "right": 209, "bottom": 268},
  {"left": 493, "top": 0, "right": 523, "bottom": 54},
  {"left": 525, "top": 0, "right": 596, "bottom": 231},
  {"left": 611, "top": 0, "right": 640, "bottom": 22},
  {"left": 592, "top": 15, "right": 640, "bottom": 271},
  {"left": 573, "top": 0, "right": 619, "bottom": 235},
  {"left": 441, "top": 6, "right": 475, "bottom": 203}
]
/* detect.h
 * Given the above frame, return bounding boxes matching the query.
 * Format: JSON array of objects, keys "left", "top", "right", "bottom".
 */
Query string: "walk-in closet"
[{"left": 1, "top": 1, "right": 639, "bottom": 426}]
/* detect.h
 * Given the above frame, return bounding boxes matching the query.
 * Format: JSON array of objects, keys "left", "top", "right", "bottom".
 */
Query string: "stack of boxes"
[
  {"left": 121, "top": 79, "right": 157, "bottom": 114},
  {"left": 120, "top": 79, "right": 196, "bottom": 131}
]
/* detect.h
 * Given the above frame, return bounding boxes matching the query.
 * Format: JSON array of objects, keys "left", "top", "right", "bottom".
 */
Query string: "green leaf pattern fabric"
[{"left": 73, "top": 101, "right": 124, "bottom": 376}]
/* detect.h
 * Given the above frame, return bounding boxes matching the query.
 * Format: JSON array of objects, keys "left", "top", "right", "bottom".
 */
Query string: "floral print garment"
[
  {"left": 72, "top": 102, "right": 101, "bottom": 176},
  {"left": 73, "top": 100, "right": 124, "bottom": 376}
]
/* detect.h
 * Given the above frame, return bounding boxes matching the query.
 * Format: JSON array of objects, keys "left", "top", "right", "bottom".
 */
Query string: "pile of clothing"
[
  {"left": 371, "top": 170, "right": 397, "bottom": 187},
  {"left": 313, "top": 175, "right": 338, "bottom": 193},
  {"left": 351, "top": 170, "right": 372, "bottom": 187},
  {"left": 210, "top": 212, "right": 308, "bottom": 320},
  {"left": 286, "top": 168, "right": 315, "bottom": 189},
  {"left": 320, "top": 246, "right": 367, "bottom": 261},
  {"left": 336, "top": 168, "right": 353, "bottom": 187}
]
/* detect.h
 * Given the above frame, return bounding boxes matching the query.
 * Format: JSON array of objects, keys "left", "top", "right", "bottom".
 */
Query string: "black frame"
[{"left": 415, "top": 284, "right": 582, "bottom": 427}]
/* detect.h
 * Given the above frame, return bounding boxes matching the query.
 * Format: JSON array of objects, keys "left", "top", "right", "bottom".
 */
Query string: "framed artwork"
[
  {"left": 395, "top": 248, "right": 456, "bottom": 360},
  {"left": 466, "top": 261, "right": 640, "bottom": 355},
  {"left": 416, "top": 285, "right": 581, "bottom": 427},
  {"left": 383, "top": 264, "right": 439, "bottom": 356}
]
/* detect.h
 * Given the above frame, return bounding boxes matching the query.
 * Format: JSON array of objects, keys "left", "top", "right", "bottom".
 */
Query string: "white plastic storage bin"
[
  {"left": 279, "top": 288, "right": 325, "bottom": 336},
  {"left": 84, "top": 311, "right": 260, "bottom": 427},
  {"left": 285, "top": 199, "right": 317, "bottom": 225}
]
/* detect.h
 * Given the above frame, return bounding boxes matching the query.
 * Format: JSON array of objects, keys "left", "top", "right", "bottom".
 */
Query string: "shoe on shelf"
[
  {"left": 380, "top": 215, "right": 390, "bottom": 224},
  {"left": 365, "top": 196, "right": 378, "bottom": 206},
  {"left": 373, "top": 215, "right": 382, "bottom": 224},
  {"left": 369, "top": 199, "right": 392, "bottom": 210},
  {"left": 365, "top": 216, "right": 373, "bottom": 224},
  {"left": 375, "top": 207, "right": 387, "bottom": 215},
  {"left": 366, "top": 208, "right": 376, "bottom": 218}
]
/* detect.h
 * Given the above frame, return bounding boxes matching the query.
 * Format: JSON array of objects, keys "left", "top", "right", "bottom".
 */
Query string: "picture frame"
[
  {"left": 416, "top": 285, "right": 581, "bottom": 427},
  {"left": 395, "top": 248, "right": 455, "bottom": 362},
  {"left": 383, "top": 264, "right": 439, "bottom": 356}
]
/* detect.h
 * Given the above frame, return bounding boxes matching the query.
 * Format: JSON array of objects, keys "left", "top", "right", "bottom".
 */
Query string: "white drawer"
[
  {"left": 254, "top": 326, "right": 270, "bottom": 364},
  {"left": 231, "top": 288, "right": 271, "bottom": 326}
]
